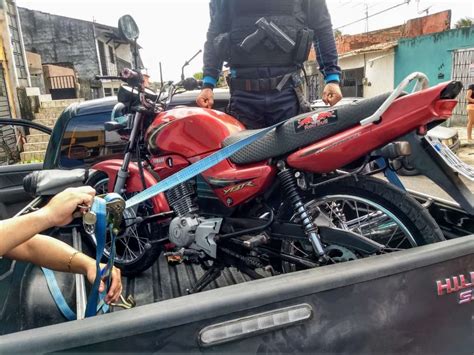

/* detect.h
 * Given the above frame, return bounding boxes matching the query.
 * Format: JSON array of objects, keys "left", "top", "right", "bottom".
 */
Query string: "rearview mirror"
[
  {"left": 183, "top": 77, "right": 200, "bottom": 91},
  {"left": 118, "top": 15, "right": 140, "bottom": 42}
]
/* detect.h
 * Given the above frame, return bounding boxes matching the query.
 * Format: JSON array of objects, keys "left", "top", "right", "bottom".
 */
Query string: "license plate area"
[{"left": 426, "top": 136, "right": 474, "bottom": 181}]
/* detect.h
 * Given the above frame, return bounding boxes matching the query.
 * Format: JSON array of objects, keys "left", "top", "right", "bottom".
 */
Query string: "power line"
[{"left": 334, "top": 0, "right": 411, "bottom": 30}]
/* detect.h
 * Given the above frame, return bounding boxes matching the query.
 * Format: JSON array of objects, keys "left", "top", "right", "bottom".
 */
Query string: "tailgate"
[{"left": 1, "top": 236, "right": 474, "bottom": 353}]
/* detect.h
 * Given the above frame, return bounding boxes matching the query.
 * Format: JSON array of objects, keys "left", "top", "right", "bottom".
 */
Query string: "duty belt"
[{"left": 229, "top": 72, "right": 296, "bottom": 92}]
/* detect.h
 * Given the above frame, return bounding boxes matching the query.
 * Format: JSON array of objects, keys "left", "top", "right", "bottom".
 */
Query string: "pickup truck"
[{"left": 0, "top": 97, "right": 473, "bottom": 353}]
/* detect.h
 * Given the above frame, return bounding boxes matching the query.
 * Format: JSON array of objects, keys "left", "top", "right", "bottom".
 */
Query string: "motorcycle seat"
[{"left": 223, "top": 92, "right": 392, "bottom": 165}]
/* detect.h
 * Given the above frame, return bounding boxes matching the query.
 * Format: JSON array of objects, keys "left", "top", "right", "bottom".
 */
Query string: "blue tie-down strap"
[
  {"left": 85, "top": 196, "right": 109, "bottom": 318},
  {"left": 376, "top": 157, "right": 406, "bottom": 191},
  {"left": 41, "top": 268, "right": 76, "bottom": 321},
  {"left": 42, "top": 196, "right": 114, "bottom": 320},
  {"left": 125, "top": 121, "right": 283, "bottom": 209}
]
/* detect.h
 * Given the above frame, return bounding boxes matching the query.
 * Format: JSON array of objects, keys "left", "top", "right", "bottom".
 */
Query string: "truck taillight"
[{"left": 433, "top": 100, "right": 458, "bottom": 118}]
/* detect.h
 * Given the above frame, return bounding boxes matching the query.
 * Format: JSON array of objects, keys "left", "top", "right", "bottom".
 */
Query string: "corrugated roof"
[{"left": 339, "top": 41, "right": 398, "bottom": 59}]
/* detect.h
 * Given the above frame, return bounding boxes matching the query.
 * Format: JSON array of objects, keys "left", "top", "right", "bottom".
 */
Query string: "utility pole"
[{"left": 365, "top": 2, "right": 369, "bottom": 34}]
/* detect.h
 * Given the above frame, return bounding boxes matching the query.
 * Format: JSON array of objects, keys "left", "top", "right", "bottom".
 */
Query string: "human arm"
[
  {"left": 197, "top": 0, "right": 225, "bottom": 108},
  {"left": 307, "top": 0, "right": 343, "bottom": 106},
  {"left": 5, "top": 235, "right": 122, "bottom": 304},
  {"left": 0, "top": 186, "right": 95, "bottom": 256}
]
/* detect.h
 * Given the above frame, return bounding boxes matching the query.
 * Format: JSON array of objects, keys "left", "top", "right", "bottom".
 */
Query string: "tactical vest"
[{"left": 221, "top": 0, "right": 312, "bottom": 67}]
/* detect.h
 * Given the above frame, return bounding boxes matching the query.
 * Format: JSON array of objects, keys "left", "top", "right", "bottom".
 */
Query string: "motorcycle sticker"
[
  {"left": 294, "top": 110, "right": 337, "bottom": 133},
  {"left": 223, "top": 180, "right": 256, "bottom": 195}
]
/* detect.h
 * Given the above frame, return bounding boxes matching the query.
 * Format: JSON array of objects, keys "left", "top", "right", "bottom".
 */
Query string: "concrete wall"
[
  {"left": 339, "top": 49, "right": 395, "bottom": 98},
  {"left": 18, "top": 7, "right": 100, "bottom": 80},
  {"left": 395, "top": 27, "right": 474, "bottom": 88},
  {"left": 395, "top": 27, "right": 473, "bottom": 125}
]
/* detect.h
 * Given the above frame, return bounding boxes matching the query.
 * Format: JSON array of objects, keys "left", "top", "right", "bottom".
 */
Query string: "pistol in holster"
[{"left": 239, "top": 17, "right": 295, "bottom": 54}]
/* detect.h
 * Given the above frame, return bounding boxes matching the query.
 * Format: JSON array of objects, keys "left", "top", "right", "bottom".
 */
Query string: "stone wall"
[{"left": 18, "top": 7, "right": 100, "bottom": 81}]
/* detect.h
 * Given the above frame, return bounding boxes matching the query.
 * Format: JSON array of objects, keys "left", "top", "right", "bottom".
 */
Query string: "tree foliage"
[{"left": 455, "top": 17, "right": 473, "bottom": 29}]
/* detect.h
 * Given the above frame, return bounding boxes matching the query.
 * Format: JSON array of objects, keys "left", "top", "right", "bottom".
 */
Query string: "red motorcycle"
[{"left": 88, "top": 68, "right": 467, "bottom": 290}]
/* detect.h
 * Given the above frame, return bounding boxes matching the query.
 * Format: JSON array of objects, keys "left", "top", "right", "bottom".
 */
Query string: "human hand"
[
  {"left": 322, "top": 83, "right": 343, "bottom": 106},
  {"left": 196, "top": 88, "right": 214, "bottom": 109},
  {"left": 86, "top": 263, "right": 122, "bottom": 304},
  {"left": 42, "top": 186, "right": 96, "bottom": 227}
]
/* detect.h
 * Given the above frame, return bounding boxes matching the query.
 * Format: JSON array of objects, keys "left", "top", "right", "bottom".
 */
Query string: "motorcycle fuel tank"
[{"left": 146, "top": 108, "right": 245, "bottom": 158}]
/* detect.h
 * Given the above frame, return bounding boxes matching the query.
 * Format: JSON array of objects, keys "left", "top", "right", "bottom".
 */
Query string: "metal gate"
[
  {"left": 0, "top": 65, "right": 16, "bottom": 165},
  {"left": 451, "top": 48, "right": 474, "bottom": 125}
]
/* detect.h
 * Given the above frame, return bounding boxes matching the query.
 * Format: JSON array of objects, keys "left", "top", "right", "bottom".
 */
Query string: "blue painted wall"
[{"left": 395, "top": 27, "right": 474, "bottom": 87}]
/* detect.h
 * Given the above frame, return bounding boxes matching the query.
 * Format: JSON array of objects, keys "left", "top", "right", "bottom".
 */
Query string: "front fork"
[
  {"left": 277, "top": 162, "right": 327, "bottom": 259},
  {"left": 114, "top": 111, "right": 143, "bottom": 194}
]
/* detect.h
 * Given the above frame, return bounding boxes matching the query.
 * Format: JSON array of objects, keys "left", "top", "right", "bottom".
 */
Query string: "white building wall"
[
  {"left": 339, "top": 49, "right": 395, "bottom": 98},
  {"left": 115, "top": 44, "right": 133, "bottom": 64}
]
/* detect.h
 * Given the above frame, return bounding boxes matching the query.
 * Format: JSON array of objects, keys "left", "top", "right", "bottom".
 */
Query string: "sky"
[{"left": 16, "top": 0, "right": 474, "bottom": 82}]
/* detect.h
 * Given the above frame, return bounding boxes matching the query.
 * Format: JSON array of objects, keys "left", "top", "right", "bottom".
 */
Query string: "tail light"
[{"left": 440, "top": 81, "right": 463, "bottom": 99}]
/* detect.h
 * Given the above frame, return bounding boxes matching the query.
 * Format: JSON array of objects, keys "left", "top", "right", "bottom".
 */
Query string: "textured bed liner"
[{"left": 123, "top": 255, "right": 252, "bottom": 306}]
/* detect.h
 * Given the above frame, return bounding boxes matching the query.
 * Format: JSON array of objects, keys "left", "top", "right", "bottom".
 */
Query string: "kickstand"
[
  {"left": 187, "top": 263, "right": 225, "bottom": 294},
  {"left": 234, "top": 262, "right": 265, "bottom": 280}
]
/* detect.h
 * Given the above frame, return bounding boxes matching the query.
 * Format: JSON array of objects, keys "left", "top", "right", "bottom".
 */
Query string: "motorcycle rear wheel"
[
  {"left": 279, "top": 175, "right": 445, "bottom": 272},
  {"left": 87, "top": 172, "right": 163, "bottom": 276}
]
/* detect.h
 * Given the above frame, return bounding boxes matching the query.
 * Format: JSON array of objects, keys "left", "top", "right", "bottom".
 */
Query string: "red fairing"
[
  {"left": 199, "top": 158, "right": 277, "bottom": 207},
  {"left": 287, "top": 82, "right": 456, "bottom": 173},
  {"left": 149, "top": 154, "right": 189, "bottom": 180},
  {"left": 92, "top": 160, "right": 170, "bottom": 214},
  {"left": 146, "top": 108, "right": 245, "bottom": 158}
]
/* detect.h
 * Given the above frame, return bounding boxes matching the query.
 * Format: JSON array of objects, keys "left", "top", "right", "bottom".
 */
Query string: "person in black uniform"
[{"left": 196, "top": 0, "right": 343, "bottom": 129}]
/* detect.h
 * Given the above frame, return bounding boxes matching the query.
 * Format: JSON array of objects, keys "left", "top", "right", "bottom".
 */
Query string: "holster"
[
  {"left": 292, "top": 74, "right": 311, "bottom": 113},
  {"left": 294, "top": 28, "right": 314, "bottom": 64}
]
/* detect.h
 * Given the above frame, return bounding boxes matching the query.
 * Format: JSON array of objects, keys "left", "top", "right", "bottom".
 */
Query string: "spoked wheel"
[
  {"left": 87, "top": 173, "right": 163, "bottom": 276},
  {"left": 279, "top": 175, "right": 444, "bottom": 273}
]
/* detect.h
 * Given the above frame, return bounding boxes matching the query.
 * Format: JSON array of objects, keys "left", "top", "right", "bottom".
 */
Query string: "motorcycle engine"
[
  {"left": 169, "top": 216, "right": 199, "bottom": 247},
  {"left": 166, "top": 181, "right": 222, "bottom": 258}
]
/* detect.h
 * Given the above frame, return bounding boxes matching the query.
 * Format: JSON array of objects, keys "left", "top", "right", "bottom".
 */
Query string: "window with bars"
[
  {"left": 98, "top": 40, "right": 108, "bottom": 76},
  {"left": 108, "top": 45, "right": 115, "bottom": 64},
  {"left": 6, "top": 1, "right": 27, "bottom": 80}
]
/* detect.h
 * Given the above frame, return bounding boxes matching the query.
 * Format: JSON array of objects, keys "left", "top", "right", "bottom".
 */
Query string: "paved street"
[{"left": 397, "top": 175, "right": 473, "bottom": 202}]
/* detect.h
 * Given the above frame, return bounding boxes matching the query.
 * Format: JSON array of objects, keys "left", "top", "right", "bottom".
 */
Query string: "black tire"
[
  {"left": 279, "top": 175, "right": 444, "bottom": 271},
  {"left": 86, "top": 172, "right": 163, "bottom": 276}
]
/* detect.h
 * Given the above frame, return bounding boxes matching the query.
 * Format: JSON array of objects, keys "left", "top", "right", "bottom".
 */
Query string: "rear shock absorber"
[{"left": 277, "top": 161, "right": 326, "bottom": 259}]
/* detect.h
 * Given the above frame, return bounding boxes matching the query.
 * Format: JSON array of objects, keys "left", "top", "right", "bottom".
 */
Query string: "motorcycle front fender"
[{"left": 91, "top": 159, "right": 170, "bottom": 214}]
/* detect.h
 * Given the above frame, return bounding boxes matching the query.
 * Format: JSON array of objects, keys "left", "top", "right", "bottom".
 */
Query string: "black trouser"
[
  {"left": 227, "top": 67, "right": 301, "bottom": 129},
  {"left": 228, "top": 86, "right": 300, "bottom": 129}
]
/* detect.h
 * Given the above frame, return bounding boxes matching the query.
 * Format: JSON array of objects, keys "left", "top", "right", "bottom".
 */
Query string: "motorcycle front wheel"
[
  {"left": 278, "top": 175, "right": 445, "bottom": 273},
  {"left": 86, "top": 172, "right": 163, "bottom": 276}
]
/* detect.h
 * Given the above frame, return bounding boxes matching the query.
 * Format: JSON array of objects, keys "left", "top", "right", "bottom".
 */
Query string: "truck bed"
[{"left": 1, "top": 197, "right": 474, "bottom": 353}]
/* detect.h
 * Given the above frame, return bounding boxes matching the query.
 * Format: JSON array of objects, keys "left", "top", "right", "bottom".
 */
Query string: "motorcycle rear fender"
[
  {"left": 401, "top": 132, "right": 474, "bottom": 215},
  {"left": 91, "top": 159, "right": 170, "bottom": 214}
]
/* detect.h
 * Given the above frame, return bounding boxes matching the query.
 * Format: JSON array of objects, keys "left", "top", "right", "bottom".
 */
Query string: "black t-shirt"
[{"left": 469, "top": 84, "right": 474, "bottom": 99}]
